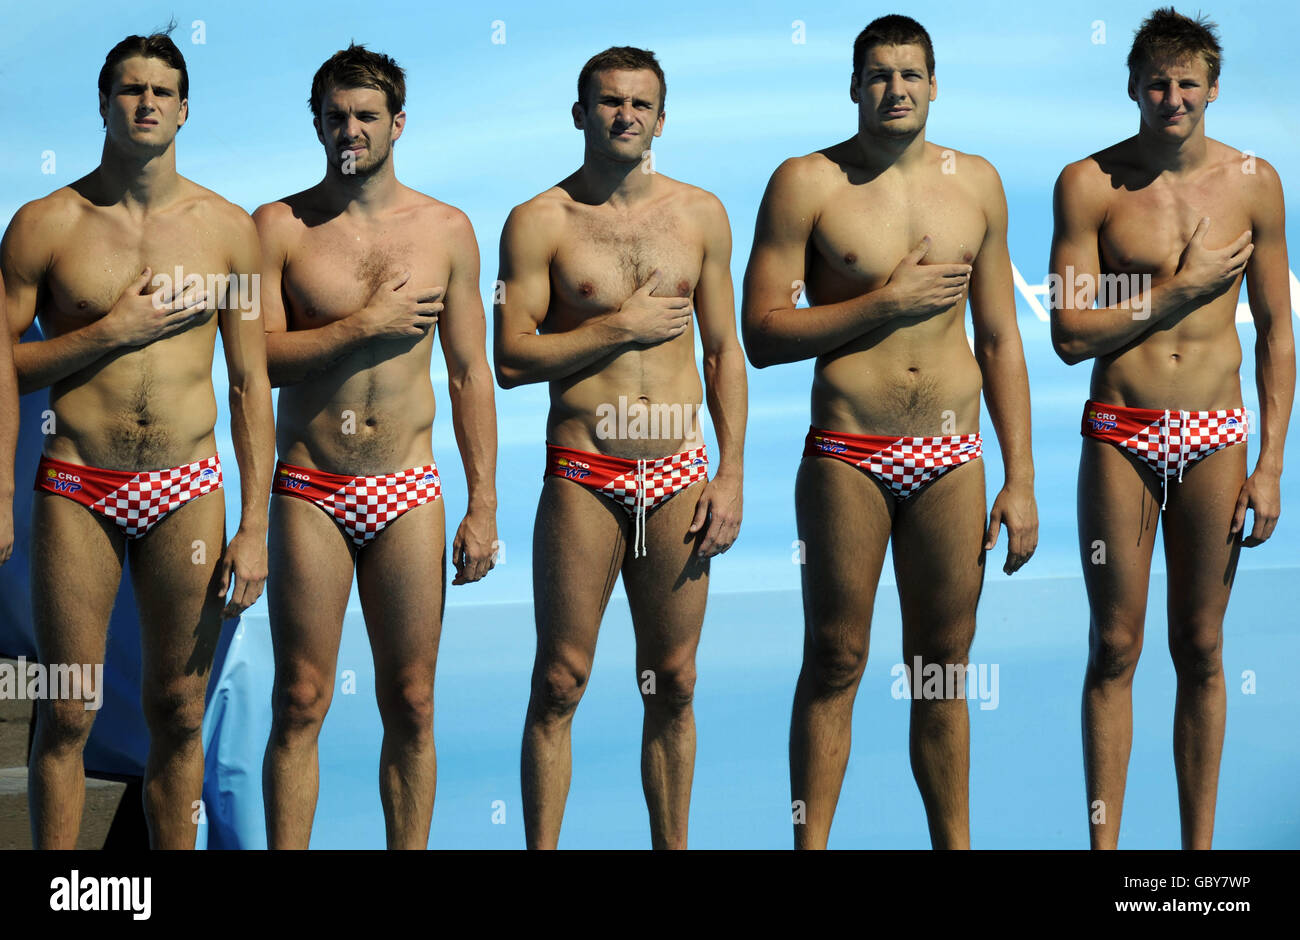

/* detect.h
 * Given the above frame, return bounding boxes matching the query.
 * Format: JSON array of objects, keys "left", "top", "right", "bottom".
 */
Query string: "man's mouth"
[
  {"left": 883, "top": 106, "right": 911, "bottom": 116},
  {"left": 134, "top": 118, "right": 159, "bottom": 126}
]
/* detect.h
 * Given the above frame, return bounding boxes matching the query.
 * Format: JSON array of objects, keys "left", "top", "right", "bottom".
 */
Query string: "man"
[
  {"left": 1050, "top": 8, "right": 1292, "bottom": 849},
  {"left": 0, "top": 279, "right": 14, "bottom": 567},
  {"left": 1, "top": 31, "right": 274, "bottom": 849},
  {"left": 495, "top": 46, "right": 747, "bottom": 849},
  {"left": 256, "top": 44, "right": 498, "bottom": 850},
  {"left": 743, "top": 15, "right": 1038, "bottom": 849}
]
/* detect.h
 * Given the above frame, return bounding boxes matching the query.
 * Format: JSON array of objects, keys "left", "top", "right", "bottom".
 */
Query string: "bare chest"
[
  {"left": 550, "top": 211, "right": 700, "bottom": 319},
  {"left": 1099, "top": 174, "right": 1251, "bottom": 275},
  {"left": 809, "top": 180, "right": 985, "bottom": 300}
]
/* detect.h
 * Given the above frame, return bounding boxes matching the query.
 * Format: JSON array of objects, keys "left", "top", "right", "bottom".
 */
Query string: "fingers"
[
  {"left": 1230, "top": 489, "right": 1249, "bottom": 534},
  {"left": 1227, "top": 228, "right": 1253, "bottom": 254},
  {"left": 639, "top": 269, "right": 663, "bottom": 293},
  {"left": 983, "top": 507, "right": 1001, "bottom": 551},
  {"left": 1188, "top": 216, "right": 1210, "bottom": 244},
  {"left": 905, "top": 235, "right": 932, "bottom": 264},
  {"left": 388, "top": 270, "right": 412, "bottom": 291},
  {"left": 1243, "top": 505, "right": 1278, "bottom": 548},
  {"left": 688, "top": 491, "right": 710, "bottom": 534},
  {"left": 136, "top": 266, "right": 157, "bottom": 296}
]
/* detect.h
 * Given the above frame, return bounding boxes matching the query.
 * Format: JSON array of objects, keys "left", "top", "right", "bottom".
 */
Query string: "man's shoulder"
[
  {"left": 503, "top": 186, "right": 570, "bottom": 235},
  {"left": 178, "top": 178, "right": 255, "bottom": 239},
  {"left": 7, "top": 182, "right": 91, "bottom": 235},
  {"left": 1204, "top": 137, "right": 1282, "bottom": 196},
  {"left": 399, "top": 186, "right": 474, "bottom": 233}
]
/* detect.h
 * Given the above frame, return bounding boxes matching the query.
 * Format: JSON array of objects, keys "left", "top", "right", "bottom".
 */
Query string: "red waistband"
[
  {"left": 272, "top": 459, "right": 438, "bottom": 489},
  {"left": 544, "top": 443, "right": 706, "bottom": 476}
]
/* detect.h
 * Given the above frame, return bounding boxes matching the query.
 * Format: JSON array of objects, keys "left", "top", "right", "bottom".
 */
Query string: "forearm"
[
  {"left": 745, "top": 286, "right": 897, "bottom": 368},
  {"left": 0, "top": 354, "right": 16, "bottom": 498},
  {"left": 447, "top": 362, "right": 498, "bottom": 512},
  {"left": 1253, "top": 327, "right": 1295, "bottom": 475},
  {"left": 265, "top": 316, "right": 369, "bottom": 387},
  {"left": 13, "top": 320, "right": 117, "bottom": 394},
  {"left": 977, "top": 338, "right": 1035, "bottom": 486},
  {"left": 1052, "top": 277, "right": 1191, "bottom": 364},
  {"left": 702, "top": 342, "right": 747, "bottom": 480},
  {"left": 497, "top": 317, "right": 626, "bottom": 388},
  {"left": 227, "top": 376, "right": 275, "bottom": 533}
]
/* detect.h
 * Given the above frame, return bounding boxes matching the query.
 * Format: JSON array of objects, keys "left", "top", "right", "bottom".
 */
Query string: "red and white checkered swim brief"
[
  {"left": 272, "top": 459, "right": 442, "bottom": 547},
  {"left": 803, "top": 426, "right": 982, "bottom": 500},
  {"left": 545, "top": 443, "right": 709, "bottom": 557},
  {"left": 34, "top": 453, "right": 223, "bottom": 539},
  {"left": 1080, "top": 399, "right": 1248, "bottom": 508}
]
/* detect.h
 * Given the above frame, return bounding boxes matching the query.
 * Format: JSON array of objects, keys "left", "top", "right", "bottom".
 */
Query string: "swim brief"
[
  {"left": 802, "top": 426, "right": 982, "bottom": 500},
  {"left": 34, "top": 453, "right": 223, "bottom": 539},
  {"left": 1080, "top": 399, "right": 1248, "bottom": 508},
  {"left": 272, "top": 459, "right": 442, "bottom": 547},
  {"left": 544, "top": 443, "right": 709, "bottom": 558}
]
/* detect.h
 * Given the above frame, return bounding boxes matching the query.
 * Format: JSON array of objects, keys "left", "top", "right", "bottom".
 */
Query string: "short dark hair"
[
  {"left": 309, "top": 43, "right": 407, "bottom": 120},
  {"left": 576, "top": 46, "right": 666, "bottom": 113},
  {"left": 98, "top": 28, "right": 189, "bottom": 125},
  {"left": 1128, "top": 7, "right": 1222, "bottom": 85},
  {"left": 852, "top": 15, "right": 935, "bottom": 82}
]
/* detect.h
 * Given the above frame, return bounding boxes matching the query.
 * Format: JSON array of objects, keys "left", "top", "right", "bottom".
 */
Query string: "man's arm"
[
  {"left": 253, "top": 201, "right": 443, "bottom": 387},
  {"left": 967, "top": 159, "right": 1037, "bottom": 574},
  {"left": 0, "top": 277, "right": 15, "bottom": 564},
  {"left": 216, "top": 210, "right": 275, "bottom": 617},
  {"left": 1048, "top": 160, "right": 1252, "bottom": 364},
  {"left": 1233, "top": 160, "right": 1294, "bottom": 546},
  {"left": 493, "top": 200, "right": 690, "bottom": 388},
  {"left": 438, "top": 208, "right": 498, "bottom": 584},
  {"left": 687, "top": 193, "right": 746, "bottom": 558},
  {"left": 2, "top": 201, "right": 208, "bottom": 394},
  {"left": 741, "top": 157, "right": 971, "bottom": 369}
]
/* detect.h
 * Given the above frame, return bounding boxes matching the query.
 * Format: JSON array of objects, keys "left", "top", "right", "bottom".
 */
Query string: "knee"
[
  {"left": 271, "top": 673, "right": 334, "bottom": 737},
  {"left": 1169, "top": 622, "right": 1223, "bottom": 681},
  {"left": 37, "top": 698, "right": 96, "bottom": 755},
  {"left": 376, "top": 673, "right": 434, "bottom": 739},
  {"left": 1088, "top": 621, "right": 1144, "bottom": 682},
  {"left": 143, "top": 683, "right": 206, "bottom": 744},
  {"left": 803, "top": 637, "right": 868, "bottom": 694},
  {"left": 530, "top": 660, "right": 589, "bottom": 722},
  {"left": 640, "top": 661, "right": 696, "bottom": 714}
]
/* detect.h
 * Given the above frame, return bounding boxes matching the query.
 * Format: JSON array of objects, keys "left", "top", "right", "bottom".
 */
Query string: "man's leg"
[
  {"left": 27, "top": 493, "right": 124, "bottom": 849},
  {"left": 622, "top": 479, "right": 709, "bottom": 850},
  {"left": 522, "top": 477, "right": 626, "bottom": 849},
  {"left": 789, "top": 456, "right": 893, "bottom": 849},
  {"left": 355, "top": 497, "right": 446, "bottom": 849},
  {"left": 127, "top": 488, "right": 226, "bottom": 849},
  {"left": 263, "top": 494, "right": 354, "bottom": 848},
  {"left": 891, "top": 459, "right": 986, "bottom": 849},
  {"left": 1162, "top": 443, "right": 1246, "bottom": 849},
  {"left": 1079, "top": 437, "right": 1160, "bottom": 849}
]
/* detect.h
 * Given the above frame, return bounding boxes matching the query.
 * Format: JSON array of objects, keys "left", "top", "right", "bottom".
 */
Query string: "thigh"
[
  {"left": 1162, "top": 441, "right": 1247, "bottom": 636},
  {"left": 1077, "top": 437, "right": 1161, "bottom": 633},
  {"left": 532, "top": 476, "right": 628, "bottom": 671},
  {"left": 128, "top": 488, "right": 226, "bottom": 692},
  {"left": 795, "top": 456, "right": 893, "bottom": 653},
  {"left": 29, "top": 492, "right": 124, "bottom": 673},
  {"left": 622, "top": 479, "right": 709, "bottom": 664},
  {"left": 267, "top": 494, "right": 355, "bottom": 682},
  {"left": 356, "top": 496, "right": 446, "bottom": 676},
  {"left": 893, "top": 458, "right": 986, "bottom": 659}
]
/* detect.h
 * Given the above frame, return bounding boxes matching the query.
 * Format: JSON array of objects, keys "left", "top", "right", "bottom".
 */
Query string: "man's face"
[
  {"left": 851, "top": 43, "right": 936, "bottom": 139},
  {"left": 573, "top": 68, "right": 664, "bottom": 162},
  {"left": 315, "top": 85, "right": 404, "bottom": 176},
  {"left": 99, "top": 55, "right": 187, "bottom": 151},
  {"left": 1129, "top": 55, "right": 1218, "bottom": 140}
]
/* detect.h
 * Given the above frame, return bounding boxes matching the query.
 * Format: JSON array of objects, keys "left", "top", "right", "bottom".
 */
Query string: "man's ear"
[
  {"left": 177, "top": 98, "right": 188, "bottom": 130},
  {"left": 391, "top": 110, "right": 406, "bottom": 141},
  {"left": 1206, "top": 78, "right": 1219, "bottom": 104},
  {"left": 929, "top": 73, "right": 937, "bottom": 103},
  {"left": 313, "top": 115, "right": 325, "bottom": 146},
  {"left": 849, "top": 73, "right": 860, "bottom": 104},
  {"left": 1127, "top": 75, "right": 1138, "bottom": 103},
  {"left": 572, "top": 101, "right": 585, "bottom": 130}
]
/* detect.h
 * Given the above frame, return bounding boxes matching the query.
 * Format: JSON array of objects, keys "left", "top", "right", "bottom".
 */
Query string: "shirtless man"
[
  {"left": 256, "top": 44, "right": 498, "bottom": 850},
  {"left": 1050, "top": 8, "right": 1293, "bottom": 849},
  {"left": 1, "top": 32, "right": 274, "bottom": 849},
  {"left": 743, "top": 15, "right": 1037, "bottom": 849},
  {"left": 496, "top": 46, "right": 746, "bottom": 849},
  {"left": 0, "top": 279, "right": 15, "bottom": 566}
]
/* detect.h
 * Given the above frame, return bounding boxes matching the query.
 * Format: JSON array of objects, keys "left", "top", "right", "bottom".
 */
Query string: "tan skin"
[
  {"left": 495, "top": 67, "right": 747, "bottom": 849},
  {"left": 256, "top": 83, "right": 498, "bottom": 849},
  {"left": 0, "top": 55, "right": 274, "bottom": 849},
  {"left": 1050, "top": 53, "right": 1293, "bottom": 849},
  {"left": 0, "top": 277, "right": 15, "bottom": 565},
  {"left": 743, "top": 42, "right": 1038, "bottom": 849}
]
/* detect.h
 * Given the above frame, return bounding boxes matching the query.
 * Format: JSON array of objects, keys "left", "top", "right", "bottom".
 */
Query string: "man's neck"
[
  {"left": 97, "top": 142, "right": 182, "bottom": 211},
  {"left": 1135, "top": 123, "right": 1209, "bottom": 175},
  {"left": 321, "top": 159, "right": 402, "bottom": 216},
  {"left": 853, "top": 126, "right": 928, "bottom": 174},
  {"left": 577, "top": 149, "right": 655, "bottom": 208}
]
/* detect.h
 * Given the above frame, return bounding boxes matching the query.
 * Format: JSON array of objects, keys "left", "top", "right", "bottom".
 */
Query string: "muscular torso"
[
  {"left": 276, "top": 194, "right": 448, "bottom": 476},
  {"left": 543, "top": 179, "right": 705, "bottom": 458},
  {"left": 803, "top": 141, "right": 986, "bottom": 437},
  {"left": 38, "top": 185, "right": 232, "bottom": 470},
  {"left": 1088, "top": 138, "right": 1252, "bottom": 411}
]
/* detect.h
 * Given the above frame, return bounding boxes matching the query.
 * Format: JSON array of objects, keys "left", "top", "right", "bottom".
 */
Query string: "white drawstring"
[
  {"left": 633, "top": 458, "right": 647, "bottom": 559},
  {"left": 1177, "top": 410, "right": 1188, "bottom": 484},
  {"left": 1161, "top": 409, "right": 1170, "bottom": 510}
]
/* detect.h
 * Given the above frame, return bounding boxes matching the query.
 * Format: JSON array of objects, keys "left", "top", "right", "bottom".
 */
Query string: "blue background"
[{"left": 0, "top": 0, "right": 1296, "bottom": 847}]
